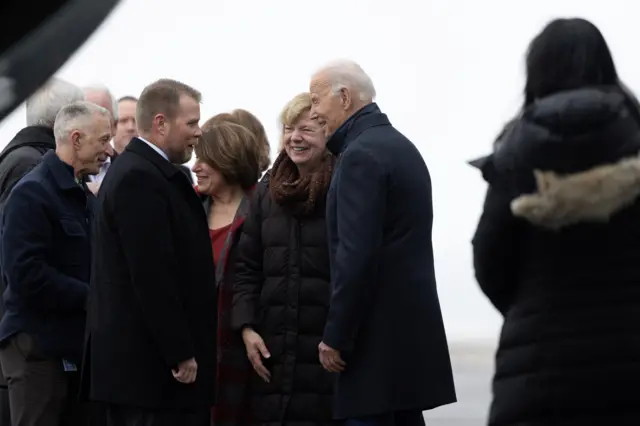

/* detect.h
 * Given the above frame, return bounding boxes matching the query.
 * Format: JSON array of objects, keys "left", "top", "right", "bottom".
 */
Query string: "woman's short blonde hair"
[
  {"left": 204, "top": 109, "right": 271, "bottom": 173},
  {"left": 195, "top": 120, "right": 261, "bottom": 190},
  {"left": 278, "top": 93, "right": 313, "bottom": 151}
]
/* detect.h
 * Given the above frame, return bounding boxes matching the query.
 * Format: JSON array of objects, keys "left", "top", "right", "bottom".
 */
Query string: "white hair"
[
  {"left": 84, "top": 84, "right": 119, "bottom": 120},
  {"left": 53, "top": 101, "right": 110, "bottom": 144},
  {"left": 26, "top": 78, "right": 85, "bottom": 128},
  {"left": 315, "top": 59, "right": 376, "bottom": 102}
]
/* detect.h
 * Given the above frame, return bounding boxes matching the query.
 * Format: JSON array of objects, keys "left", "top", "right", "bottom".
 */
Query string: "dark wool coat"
[
  {"left": 84, "top": 138, "right": 217, "bottom": 410},
  {"left": 324, "top": 103, "right": 456, "bottom": 419}
]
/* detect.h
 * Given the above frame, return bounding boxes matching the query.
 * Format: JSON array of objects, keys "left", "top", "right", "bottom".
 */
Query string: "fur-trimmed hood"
[{"left": 511, "top": 153, "right": 640, "bottom": 229}]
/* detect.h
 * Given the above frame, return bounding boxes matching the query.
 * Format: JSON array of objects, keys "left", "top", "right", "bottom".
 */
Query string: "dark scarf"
[{"left": 269, "top": 150, "right": 335, "bottom": 216}]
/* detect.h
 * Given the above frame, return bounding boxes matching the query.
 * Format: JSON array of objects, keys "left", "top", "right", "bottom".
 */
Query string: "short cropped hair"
[
  {"left": 53, "top": 101, "right": 110, "bottom": 143},
  {"left": 136, "top": 79, "right": 201, "bottom": 133},
  {"left": 203, "top": 109, "right": 271, "bottom": 172},
  {"left": 118, "top": 95, "right": 138, "bottom": 103},
  {"left": 196, "top": 121, "right": 261, "bottom": 190}
]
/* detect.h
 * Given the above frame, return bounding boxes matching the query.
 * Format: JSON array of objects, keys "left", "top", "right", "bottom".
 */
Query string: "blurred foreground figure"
[
  {"left": 84, "top": 79, "right": 217, "bottom": 426},
  {"left": 309, "top": 60, "right": 456, "bottom": 426},
  {"left": 0, "top": 101, "right": 111, "bottom": 426},
  {"left": 0, "top": 0, "right": 120, "bottom": 122},
  {"left": 472, "top": 18, "right": 640, "bottom": 426}
]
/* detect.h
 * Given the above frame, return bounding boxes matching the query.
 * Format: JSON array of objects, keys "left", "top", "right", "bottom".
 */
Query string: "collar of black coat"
[
  {"left": 42, "top": 150, "right": 83, "bottom": 191},
  {"left": 0, "top": 125, "right": 55, "bottom": 158},
  {"left": 326, "top": 102, "right": 389, "bottom": 156},
  {"left": 125, "top": 137, "right": 181, "bottom": 179}
]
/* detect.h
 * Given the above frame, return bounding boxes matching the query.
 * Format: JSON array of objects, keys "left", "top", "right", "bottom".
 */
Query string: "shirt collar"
[{"left": 137, "top": 136, "right": 169, "bottom": 161}]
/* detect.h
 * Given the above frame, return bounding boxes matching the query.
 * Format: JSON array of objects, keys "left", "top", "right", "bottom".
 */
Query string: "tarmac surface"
[{"left": 422, "top": 340, "right": 496, "bottom": 426}]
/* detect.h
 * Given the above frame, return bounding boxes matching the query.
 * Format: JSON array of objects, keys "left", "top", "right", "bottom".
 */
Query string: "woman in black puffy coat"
[
  {"left": 472, "top": 18, "right": 640, "bottom": 426},
  {"left": 231, "top": 93, "right": 335, "bottom": 426}
]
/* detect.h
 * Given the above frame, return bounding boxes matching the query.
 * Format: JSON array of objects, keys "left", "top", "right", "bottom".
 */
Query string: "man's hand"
[
  {"left": 242, "top": 327, "right": 271, "bottom": 383},
  {"left": 172, "top": 357, "right": 197, "bottom": 384},
  {"left": 319, "top": 341, "right": 346, "bottom": 373}
]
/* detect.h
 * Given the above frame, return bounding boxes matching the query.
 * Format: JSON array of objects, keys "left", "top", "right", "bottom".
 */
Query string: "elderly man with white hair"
[
  {"left": 0, "top": 78, "right": 84, "bottom": 211},
  {"left": 0, "top": 100, "right": 111, "bottom": 426},
  {"left": 84, "top": 84, "right": 118, "bottom": 187},
  {"left": 310, "top": 60, "right": 456, "bottom": 426}
]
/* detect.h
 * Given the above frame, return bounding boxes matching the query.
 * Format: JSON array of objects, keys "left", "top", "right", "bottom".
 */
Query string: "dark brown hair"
[
  {"left": 136, "top": 79, "right": 201, "bottom": 132},
  {"left": 195, "top": 121, "right": 261, "bottom": 190}
]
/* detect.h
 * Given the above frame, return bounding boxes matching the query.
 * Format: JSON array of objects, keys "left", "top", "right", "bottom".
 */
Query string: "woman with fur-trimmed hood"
[{"left": 472, "top": 18, "right": 640, "bottom": 426}]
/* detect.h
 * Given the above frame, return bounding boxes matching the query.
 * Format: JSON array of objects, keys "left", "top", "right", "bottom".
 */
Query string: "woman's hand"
[{"left": 242, "top": 327, "right": 271, "bottom": 383}]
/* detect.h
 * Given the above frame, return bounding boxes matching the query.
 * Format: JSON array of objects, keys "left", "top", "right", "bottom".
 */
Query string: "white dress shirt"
[{"left": 137, "top": 136, "right": 169, "bottom": 161}]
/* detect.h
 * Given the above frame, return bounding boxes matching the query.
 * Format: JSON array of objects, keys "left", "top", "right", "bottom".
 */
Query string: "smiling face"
[
  {"left": 74, "top": 113, "right": 112, "bottom": 175},
  {"left": 309, "top": 72, "right": 353, "bottom": 137},
  {"left": 283, "top": 109, "right": 326, "bottom": 173},
  {"left": 192, "top": 159, "right": 225, "bottom": 195}
]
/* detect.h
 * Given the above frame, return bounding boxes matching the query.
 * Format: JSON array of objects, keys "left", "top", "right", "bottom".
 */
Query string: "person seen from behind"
[{"left": 472, "top": 17, "right": 640, "bottom": 426}]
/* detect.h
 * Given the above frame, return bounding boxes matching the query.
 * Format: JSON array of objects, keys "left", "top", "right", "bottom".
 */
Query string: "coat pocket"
[{"left": 13, "top": 333, "right": 47, "bottom": 361}]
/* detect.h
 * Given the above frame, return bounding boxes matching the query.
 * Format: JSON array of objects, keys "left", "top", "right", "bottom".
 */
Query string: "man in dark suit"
[
  {"left": 0, "top": 100, "right": 111, "bottom": 426},
  {"left": 309, "top": 60, "right": 457, "bottom": 426},
  {"left": 84, "top": 79, "right": 217, "bottom": 426}
]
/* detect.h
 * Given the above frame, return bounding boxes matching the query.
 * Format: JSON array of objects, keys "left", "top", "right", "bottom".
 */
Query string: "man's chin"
[{"left": 180, "top": 150, "right": 193, "bottom": 164}]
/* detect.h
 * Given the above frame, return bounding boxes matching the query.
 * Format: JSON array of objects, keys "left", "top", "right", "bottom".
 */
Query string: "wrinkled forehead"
[
  {"left": 77, "top": 113, "right": 111, "bottom": 138},
  {"left": 310, "top": 73, "right": 333, "bottom": 95},
  {"left": 94, "top": 113, "right": 114, "bottom": 134}
]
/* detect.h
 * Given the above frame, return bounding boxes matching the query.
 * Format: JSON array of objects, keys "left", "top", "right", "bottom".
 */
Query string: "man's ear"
[
  {"left": 71, "top": 130, "right": 82, "bottom": 150},
  {"left": 153, "top": 114, "right": 167, "bottom": 136},
  {"left": 340, "top": 87, "right": 352, "bottom": 111}
]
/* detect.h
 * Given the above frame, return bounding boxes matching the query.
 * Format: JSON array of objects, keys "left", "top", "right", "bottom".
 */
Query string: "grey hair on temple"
[
  {"left": 315, "top": 59, "right": 377, "bottom": 102},
  {"left": 26, "top": 78, "right": 85, "bottom": 128},
  {"left": 53, "top": 101, "right": 110, "bottom": 144}
]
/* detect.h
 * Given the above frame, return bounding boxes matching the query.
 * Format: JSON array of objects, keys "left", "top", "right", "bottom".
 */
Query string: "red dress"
[
  {"left": 209, "top": 221, "right": 252, "bottom": 426},
  {"left": 210, "top": 224, "right": 233, "bottom": 265}
]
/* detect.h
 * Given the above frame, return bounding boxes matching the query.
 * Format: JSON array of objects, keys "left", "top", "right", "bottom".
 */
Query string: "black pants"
[
  {"left": 104, "top": 404, "right": 210, "bottom": 426},
  {"left": 0, "top": 333, "right": 85, "bottom": 426}
]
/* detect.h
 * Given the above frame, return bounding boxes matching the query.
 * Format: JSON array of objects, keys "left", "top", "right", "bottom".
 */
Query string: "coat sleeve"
[
  {"left": 323, "top": 147, "right": 386, "bottom": 352},
  {"left": 231, "top": 185, "right": 265, "bottom": 331},
  {"left": 111, "top": 170, "right": 195, "bottom": 367},
  {"left": 0, "top": 181, "right": 88, "bottom": 312},
  {"left": 472, "top": 185, "right": 523, "bottom": 315},
  {"left": 0, "top": 149, "right": 42, "bottom": 207}
]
